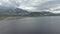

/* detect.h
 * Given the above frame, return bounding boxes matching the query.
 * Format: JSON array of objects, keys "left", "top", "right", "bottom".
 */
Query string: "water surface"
[{"left": 0, "top": 16, "right": 60, "bottom": 34}]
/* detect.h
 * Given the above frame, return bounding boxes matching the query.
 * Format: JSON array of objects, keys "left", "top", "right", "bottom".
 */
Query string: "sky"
[{"left": 0, "top": 0, "right": 60, "bottom": 13}]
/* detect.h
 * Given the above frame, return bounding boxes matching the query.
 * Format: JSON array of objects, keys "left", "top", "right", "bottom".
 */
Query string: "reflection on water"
[{"left": 0, "top": 16, "right": 60, "bottom": 34}]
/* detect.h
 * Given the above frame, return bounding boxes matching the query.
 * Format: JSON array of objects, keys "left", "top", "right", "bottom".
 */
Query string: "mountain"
[
  {"left": 14, "top": 8, "right": 29, "bottom": 14},
  {"left": 0, "top": 7, "right": 30, "bottom": 13},
  {"left": 0, "top": 7, "right": 30, "bottom": 16}
]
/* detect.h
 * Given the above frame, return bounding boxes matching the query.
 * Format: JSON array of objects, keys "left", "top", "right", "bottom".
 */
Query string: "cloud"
[
  {"left": 37, "top": 0, "right": 60, "bottom": 10},
  {"left": 0, "top": 0, "right": 60, "bottom": 12},
  {"left": 0, "top": 0, "right": 51, "bottom": 10},
  {"left": 18, "top": 0, "right": 53, "bottom": 11}
]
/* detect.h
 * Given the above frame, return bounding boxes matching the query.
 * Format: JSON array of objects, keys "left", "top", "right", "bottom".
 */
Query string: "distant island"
[
  {"left": 0, "top": 7, "right": 60, "bottom": 16},
  {"left": 0, "top": 7, "right": 60, "bottom": 20},
  {"left": 27, "top": 12, "right": 60, "bottom": 16}
]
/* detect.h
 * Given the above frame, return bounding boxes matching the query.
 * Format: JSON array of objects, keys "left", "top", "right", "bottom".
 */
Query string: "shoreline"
[{"left": 0, "top": 16, "right": 60, "bottom": 20}]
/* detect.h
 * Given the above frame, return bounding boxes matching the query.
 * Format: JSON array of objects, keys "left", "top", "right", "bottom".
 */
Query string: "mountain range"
[{"left": 0, "top": 7, "right": 29, "bottom": 13}]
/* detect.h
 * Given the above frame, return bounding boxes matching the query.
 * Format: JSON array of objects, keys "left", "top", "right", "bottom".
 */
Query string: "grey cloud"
[
  {"left": 0, "top": 0, "right": 60, "bottom": 11},
  {"left": 37, "top": 0, "right": 60, "bottom": 10}
]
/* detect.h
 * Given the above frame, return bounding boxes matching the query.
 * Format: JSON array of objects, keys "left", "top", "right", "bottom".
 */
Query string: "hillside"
[{"left": 0, "top": 7, "right": 29, "bottom": 16}]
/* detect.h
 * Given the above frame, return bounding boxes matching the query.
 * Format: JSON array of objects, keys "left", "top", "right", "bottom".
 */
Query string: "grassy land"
[
  {"left": 0, "top": 16, "right": 8, "bottom": 20},
  {"left": 0, "top": 16, "right": 25, "bottom": 20}
]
